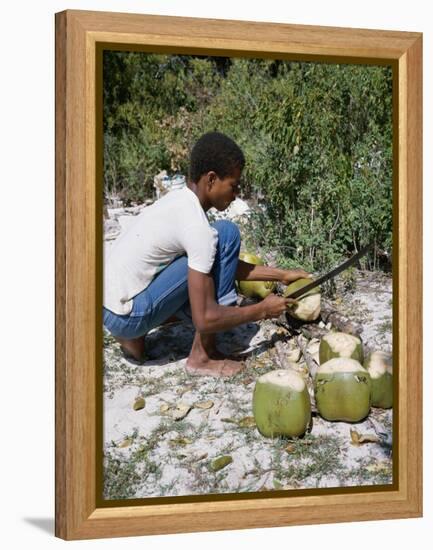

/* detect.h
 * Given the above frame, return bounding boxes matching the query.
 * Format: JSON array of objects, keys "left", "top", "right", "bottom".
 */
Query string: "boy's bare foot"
[
  {"left": 186, "top": 357, "right": 244, "bottom": 377},
  {"left": 114, "top": 335, "right": 146, "bottom": 362},
  {"left": 113, "top": 313, "right": 178, "bottom": 362},
  {"left": 185, "top": 331, "right": 244, "bottom": 378},
  {"left": 208, "top": 349, "right": 242, "bottom": 361}
]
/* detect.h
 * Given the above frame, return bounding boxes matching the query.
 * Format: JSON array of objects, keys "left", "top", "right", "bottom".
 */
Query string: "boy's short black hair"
[{"left": 188, "top": 132, "right": 245, "bottom": 183}]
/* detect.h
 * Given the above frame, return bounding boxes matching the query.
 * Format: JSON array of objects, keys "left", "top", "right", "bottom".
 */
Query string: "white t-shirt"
[{"left": 103, "top": 187, "right": 218, "bottom": 315}]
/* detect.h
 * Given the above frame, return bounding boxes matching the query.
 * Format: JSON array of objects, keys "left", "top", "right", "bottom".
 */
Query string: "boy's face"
[{"left": 208, "top": 166, "right": 242, "bottom": 211}]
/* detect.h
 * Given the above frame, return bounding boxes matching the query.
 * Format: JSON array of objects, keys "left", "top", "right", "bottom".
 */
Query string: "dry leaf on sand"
[
  {"left": 171, "top": 403, "right": 192, "bottom": 421},
  {"left": 194, "top": 400, "right": 214, "bottom": 410},
  {"left": 350, "top": 429, "right": 380, "bottom": 446},
  {"left": 209, "top": 455, "right": 233, "bottom": 472},
  {"left": 133, "top": 397, "right": 146, "bottom": 411}
]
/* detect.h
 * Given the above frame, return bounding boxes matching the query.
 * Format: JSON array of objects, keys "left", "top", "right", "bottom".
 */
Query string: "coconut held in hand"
[
  {"left": 253, "top": 369, "right": 311, "bottom": 438},
  {"left": 319, "top": 331, "right": 364, "bottom": 364},
  {"left": 284, "top": 278, "right": 321, "bottom": 322},
  {"left": 314, "top": 358, "right": 371, "bottom": 422},
  {"left": 365, "top": 351, "right": 393, "bottom": 409},
  {"left": 238, "top": 252, "right": 276, "bottom": 299}
]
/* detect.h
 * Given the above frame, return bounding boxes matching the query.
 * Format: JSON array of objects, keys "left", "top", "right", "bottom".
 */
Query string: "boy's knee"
[{"left": 211, "top": 219, "right": 241, "bottom": 244}]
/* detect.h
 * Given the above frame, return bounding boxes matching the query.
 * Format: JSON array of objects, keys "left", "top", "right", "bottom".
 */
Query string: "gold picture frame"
[{"left": 55, "top": 9, "right": 422, "bottom": 540}]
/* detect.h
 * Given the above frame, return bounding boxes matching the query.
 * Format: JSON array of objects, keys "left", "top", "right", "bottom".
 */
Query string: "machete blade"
[{"left": 285, "top": 242, "right": 374, "bottom": 300}]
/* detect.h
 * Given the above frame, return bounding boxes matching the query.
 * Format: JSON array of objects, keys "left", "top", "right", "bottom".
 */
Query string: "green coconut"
[
  {"left": 252, "top": 369, "right": 311, "bottom": 438},
  {"left": 238, "top": 252, "right": 276, "bottom": 299},
  {"left": 319, "top": 331, "right": 363, "bottom": 365},
  {"left": 239, "top": 252, "right": 264, "bottom": 266},
  {"left": 314, "top": 358, "right": 371, "bottom": 422},
  {"left": 365, "top": 351, "right": 393, "bottom": 409},
  {"left": 283, "top": 278, "right": 321, "bottom": 322}
]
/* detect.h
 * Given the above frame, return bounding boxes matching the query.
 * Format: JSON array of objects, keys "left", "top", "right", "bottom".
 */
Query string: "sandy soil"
[{"left": 102, "top": 203, "right": 393, "bottom": 500}]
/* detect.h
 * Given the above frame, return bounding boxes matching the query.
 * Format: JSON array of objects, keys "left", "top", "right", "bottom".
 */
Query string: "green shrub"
[{"left": 103, "top": 53, "right": 392, "bottom": 272}]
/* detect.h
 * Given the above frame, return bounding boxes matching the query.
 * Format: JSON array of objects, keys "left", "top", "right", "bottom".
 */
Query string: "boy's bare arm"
[
  {"left": 236, "top": 259, "right": 312, "bottom": 285},
  {"left": 187, "top": 268, "right": 294, "bottom": 334}
]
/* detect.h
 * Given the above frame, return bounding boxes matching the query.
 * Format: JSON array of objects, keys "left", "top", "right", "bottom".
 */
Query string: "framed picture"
[{"left": 55, "top": 9, "right": 422, "bottom": 540}]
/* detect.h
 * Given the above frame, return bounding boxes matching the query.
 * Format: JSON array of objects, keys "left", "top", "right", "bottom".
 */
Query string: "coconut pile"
[
  {"left": 102, "top": 203, "right": 393, "bottom": 501},
  {"left": 240, "top": 262, "right": 392, "bottom": 438}
]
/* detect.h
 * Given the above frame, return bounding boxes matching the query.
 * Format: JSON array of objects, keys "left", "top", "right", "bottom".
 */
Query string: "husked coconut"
[
  {"left": 253, "top": 369, "right": 311, "bottom": 438},
  {"left": 365, "top": 351, "right": 393, "bottom": 409},
  {"left": 284, "top": 278, "right": 321, "bottom": 322},
  {"left": 314, "top": 358, "right": 371, "bottom": 422},
  {"left": 238, "top": 252, "right": 276, "bottom": 299},
  {"left": 319, "top": 331, "right": 363, "bottom": 365}
]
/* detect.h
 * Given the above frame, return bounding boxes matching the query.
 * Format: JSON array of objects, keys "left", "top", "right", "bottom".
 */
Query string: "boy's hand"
[
  {"left": 280, "top": 269, "right": 313, "bottom": 285},
  {"left": 260, "top": 294, "right": 298, "bottom": 320}
]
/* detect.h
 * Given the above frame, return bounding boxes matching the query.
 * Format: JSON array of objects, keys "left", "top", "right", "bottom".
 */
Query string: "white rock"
[{"left": 208, "top": 198, "right": 251, "bottom": 221}]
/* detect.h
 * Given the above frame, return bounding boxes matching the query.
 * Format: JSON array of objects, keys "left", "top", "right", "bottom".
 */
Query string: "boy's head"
[{"left": 188, "top": 132, "right": 245, "bottom": 184}]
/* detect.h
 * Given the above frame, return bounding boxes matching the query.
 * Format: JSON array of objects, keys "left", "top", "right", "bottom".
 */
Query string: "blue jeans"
[{"left": 103, "top": 220, "right": 241, "bottom": 339}]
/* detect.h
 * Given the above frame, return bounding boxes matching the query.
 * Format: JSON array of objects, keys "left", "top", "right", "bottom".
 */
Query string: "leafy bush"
[{"left": 103, "top": 52, "right": 392, "bottom": 272}]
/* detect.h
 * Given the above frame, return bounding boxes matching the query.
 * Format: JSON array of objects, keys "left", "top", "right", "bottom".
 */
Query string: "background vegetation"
[{"left": 103, "top": 52, "right": 393, "bottom": 273}]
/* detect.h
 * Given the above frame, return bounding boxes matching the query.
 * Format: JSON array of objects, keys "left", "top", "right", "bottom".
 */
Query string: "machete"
[{"left": 284, "top": 242, "right": 373, "bottom": 300}]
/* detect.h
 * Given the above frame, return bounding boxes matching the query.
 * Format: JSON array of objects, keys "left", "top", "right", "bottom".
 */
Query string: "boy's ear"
[{"left": 207, "top": 171, "right": 217, "bottom": 188}]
